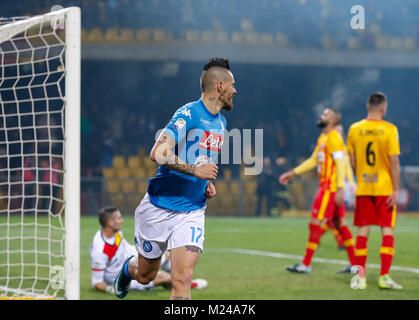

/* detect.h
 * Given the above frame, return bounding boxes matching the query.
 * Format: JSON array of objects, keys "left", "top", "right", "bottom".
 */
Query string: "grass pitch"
[{"left": 80, "top": 215, "right": 419, "bottom": 300}]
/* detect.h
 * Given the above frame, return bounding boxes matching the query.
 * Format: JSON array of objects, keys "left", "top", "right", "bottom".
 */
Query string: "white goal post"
[{"left": 0, "top": 7, "right": 80, "bottom": 299}]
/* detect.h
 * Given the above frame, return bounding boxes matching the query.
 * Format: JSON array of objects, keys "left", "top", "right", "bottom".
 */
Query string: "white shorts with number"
[{"left": 134, "top": 193, "right": 206, "bottom": 259}]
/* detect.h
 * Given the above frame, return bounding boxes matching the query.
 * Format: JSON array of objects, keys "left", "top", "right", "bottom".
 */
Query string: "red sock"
[
  {"left": 331, "top": 225, "right": 344, "bottom": 247},
  {"left": 302, "top": 223, "right": 322, "bottom": 267},
  {"left": 380, "top": 235, "right": 394, "bottom": 276},
  {"left": 338, "top": 225, "right": 356, "bottom": 266},
  {"left": 354, "top": 236, "right": 368, "bottom": 270},
  {"left": 322, "top": 220, "right": 343, "bottom": 247}
]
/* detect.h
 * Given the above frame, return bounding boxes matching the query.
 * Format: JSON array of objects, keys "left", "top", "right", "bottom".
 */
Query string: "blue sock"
[{"left": 123, "top": 257, "right": 133, "bottom": 280}]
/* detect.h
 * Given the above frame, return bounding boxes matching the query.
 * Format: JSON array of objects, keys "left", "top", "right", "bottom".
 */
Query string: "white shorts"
[{"left": 134, "top": 193, "right": 206, "bottom": 259}]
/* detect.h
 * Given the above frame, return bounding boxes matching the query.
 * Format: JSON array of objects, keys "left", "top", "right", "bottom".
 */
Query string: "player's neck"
[
  {"left": 366, "top": 112, "right": 383, "bottom": 121},
  {"left": 322, "top": 125, "right": 334, "bottom": 134},
  {"left": 102, "top": 227, "right": 115, "bottom": 239},
  {"left": 201, "top": 94, "right": 222, "bottom": 115}
]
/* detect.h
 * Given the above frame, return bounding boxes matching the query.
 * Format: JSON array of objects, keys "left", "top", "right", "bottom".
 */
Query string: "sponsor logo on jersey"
[
  {"left": 362, "top": 173, "right": 378, "bottom": 183},
  {"left": 198, "top": 131, "right": 224, "bottom": 152},
  {"left": 173, "top": 118, "right": 186, "bottom": 130}
]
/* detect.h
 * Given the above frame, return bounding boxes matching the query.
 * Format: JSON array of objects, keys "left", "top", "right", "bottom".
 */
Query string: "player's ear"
[{"left": 216, "top": 81, "right": 223, "bottom": 93}]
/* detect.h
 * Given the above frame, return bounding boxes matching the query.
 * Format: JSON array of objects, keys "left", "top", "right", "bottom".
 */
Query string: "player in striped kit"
[
  {"left": 320, "top": 124, "right": 356, "bottom": 255},
  {"left": 347, "top": 92, "right": 402, "bottom": 290},
  {"left": 279, "top": 108, "right": 357, "bottom": 274}
]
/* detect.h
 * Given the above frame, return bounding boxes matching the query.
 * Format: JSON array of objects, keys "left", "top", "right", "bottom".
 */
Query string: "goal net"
[{"left": 0, "top": 7, "right": 80, "bottom": 299}]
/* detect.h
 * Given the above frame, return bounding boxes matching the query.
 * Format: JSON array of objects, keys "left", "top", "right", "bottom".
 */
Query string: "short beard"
[
  {"left": 222, "top": 104, "right": 233, "bottom": 111},
  {"left": 219, "top": 91, "right": 233, "bottom": 111},
  {"left": 317, "top": 120, "right": 328, "bottom": 129}
]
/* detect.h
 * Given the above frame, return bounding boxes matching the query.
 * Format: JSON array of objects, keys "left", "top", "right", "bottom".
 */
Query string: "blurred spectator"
[
  {"left": 23, "top": 155, "right": 36, "bottom": 212},
  {"left": 274, "top": 157, "right": 292, "bottom": 215},
  {"left": 403, "top": 170, "right": 419, "bottom": 211},
  {"left": 255, "top": 157, "right": 277, "bottom": 217},
  {"left": 40, "top": 159, "right": 60, "bottom": 214},
  {"left": 5, "top": 1, "right": 419, "bottom": 212}
]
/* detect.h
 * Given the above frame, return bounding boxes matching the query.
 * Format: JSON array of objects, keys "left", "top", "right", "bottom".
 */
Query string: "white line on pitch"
[{"left": 228, "top": 248, "right": 419, "bottom": 274}]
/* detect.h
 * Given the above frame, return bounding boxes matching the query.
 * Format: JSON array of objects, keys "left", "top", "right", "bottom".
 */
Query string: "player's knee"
[
  {"left": 171, "top": 269, "right": 193, "bottom": 288},
  {"left": 382, "top": 227, "right": 394, "bottom": 236},
  {"left": 136, "top": 271, "right": 157, "bottom": 285}
]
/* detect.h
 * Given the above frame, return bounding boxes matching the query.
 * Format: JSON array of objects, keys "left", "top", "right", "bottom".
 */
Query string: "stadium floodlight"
[{"left": 0, "top": 7, "right": 80, "bottom": 300}]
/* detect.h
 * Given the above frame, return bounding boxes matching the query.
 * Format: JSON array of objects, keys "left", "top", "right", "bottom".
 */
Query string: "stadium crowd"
[
  {"left": 79, "top": 60, "right": 419, "bottom": 177},
  {"left": 2, "top": 0, "right": 419, "bottom": 51},
  {"left": 2, "top": 1, "right": 419, "bottom": 214}
]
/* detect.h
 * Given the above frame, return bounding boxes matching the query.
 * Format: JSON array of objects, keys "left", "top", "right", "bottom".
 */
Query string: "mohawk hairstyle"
[{"left": 203, "top": 57, "right": 230, "bottom": 71}]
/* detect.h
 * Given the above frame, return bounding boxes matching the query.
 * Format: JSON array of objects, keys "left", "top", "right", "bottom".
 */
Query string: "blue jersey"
[{"left": 147, "top": 99, "right": 227, "bottom": 211}]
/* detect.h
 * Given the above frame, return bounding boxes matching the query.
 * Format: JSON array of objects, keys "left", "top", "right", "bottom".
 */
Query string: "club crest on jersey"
[
  {"left": 173, "top": 118, "right": 186, "bottom": 130},
  {"left": 198, "top": 131, "right": 224, "bottom": 152},
  {"left": 143, "top": 241, "right": 153, "bottom": 253}
]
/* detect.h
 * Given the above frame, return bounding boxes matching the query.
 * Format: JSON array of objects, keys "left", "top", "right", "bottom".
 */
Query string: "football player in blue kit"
[{"left": 114, "top": 58, "right": 237, "bottom": 300}]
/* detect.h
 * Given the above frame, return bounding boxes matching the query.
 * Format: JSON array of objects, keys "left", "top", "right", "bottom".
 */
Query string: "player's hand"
[
  {"left": 279, "top": 171, "right": 295, "bottom": 185},
  {"left": 335, "top": 188, "right": 344, "bottom": 207},
  {"left": 195, "top": 163, "right": 218, "bottom": 180},
  {"left": 205, "top": 181, "right": 216, "bottom": 199},
  {"left": 349, "top": 185, "right": 356, "bottom": 196},
  {"left": 386, "top": 190, "right": 399, "bottom": 208}
]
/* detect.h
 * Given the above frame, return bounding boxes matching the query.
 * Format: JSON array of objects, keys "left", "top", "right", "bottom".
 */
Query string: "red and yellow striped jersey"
[
  {"left": 346, "top": 119, "right": 400, "bottom": 196},
  {"left": 315, "top": 129, "right": 346, "bottom": 192}
]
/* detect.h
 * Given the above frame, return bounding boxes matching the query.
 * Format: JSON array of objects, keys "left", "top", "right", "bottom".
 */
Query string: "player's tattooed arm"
[
  {"left": 150, "top": 132, "right": 218, "bottom": 180},
  {"left": 165, "top": 152, "right": 197, "bottom": 176},
  {"left": 150, "top": 132, "right": 219, "bottom": 180},
  {"left": 150, "top": 133, "right": 197, "bottom": 176}
]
